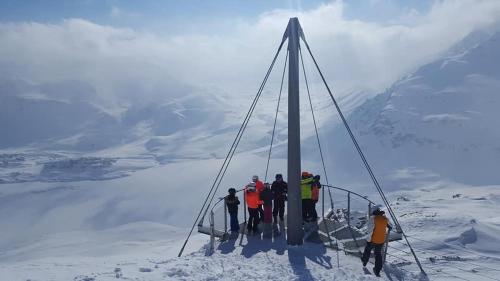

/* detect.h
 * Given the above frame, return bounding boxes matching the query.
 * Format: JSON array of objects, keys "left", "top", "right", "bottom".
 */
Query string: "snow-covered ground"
[
  {"left": 0, "top": 172, "right": 498, "bottom": 280},
  {"left": 387, "top": 182, "right": 500, "bottom": 281}
]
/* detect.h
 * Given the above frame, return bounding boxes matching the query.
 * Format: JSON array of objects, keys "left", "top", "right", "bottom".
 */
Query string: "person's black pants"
[
  {"left": 258, "top": 205, "right": 264, "bottom": 222},
  {"left": 302, "top": 199, "right": 312, "bottom": 221},
  {"left": 362, "top": 242, "right": 383, "bottom": 274},
  {"left": 273, "top": 199, "right": 285, "bottom": 220},
  {"left": 247, "top": 208, "right": 259, "bottom": 232},
  {"left": 229, "top": 212, "right": 239, "bottom": 232},
  {"left": 310, "top": 200, "right": 318, "bottom": 221}
]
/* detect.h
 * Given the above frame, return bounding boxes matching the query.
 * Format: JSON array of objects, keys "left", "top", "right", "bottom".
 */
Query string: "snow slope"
[
  {"left": 1, "top": 178, "right": 499, "bottom": 280},
  {"left": 0, "top": 222, "right": 382, "bottom": 281},
  {"left": 319, "top": 31, "right": 500, "bottom": 187}
]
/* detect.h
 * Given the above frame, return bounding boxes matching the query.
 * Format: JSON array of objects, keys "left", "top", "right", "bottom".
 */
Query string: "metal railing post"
[
  {"left": 224, "top": 200, "right": 228, "bottom": 238},
  {"left": 243, "top": 190, "right": 247, "bottom": 223},
  {"left": 209, "top": 210, "right": 215, "bottom": 255},
  {"left": 383, "top": 228, "right": 391, "bottom": 263},
  {"left": 321, "top": 185, "right": 325, "bottom": 218},
  {"left": 347, "top": 192, "right": 351, "bottom": 227},
  {"left": 368, "top": 202, "right": 372, "bottom": 220}
]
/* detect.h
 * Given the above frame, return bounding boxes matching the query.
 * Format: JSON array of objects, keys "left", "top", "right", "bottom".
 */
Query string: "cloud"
[{"left": 0, "top": 0, "right": 499, "bottom": 108}]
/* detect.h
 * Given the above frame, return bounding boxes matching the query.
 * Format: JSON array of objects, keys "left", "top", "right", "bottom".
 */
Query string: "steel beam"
[{"left": 286, "top": 17, "right": 304, "bottom": 246}]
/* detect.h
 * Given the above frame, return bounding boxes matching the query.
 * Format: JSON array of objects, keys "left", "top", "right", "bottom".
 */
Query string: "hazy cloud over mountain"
[{"left": 1, "top": 1, "right": 499, "bottom": 108}]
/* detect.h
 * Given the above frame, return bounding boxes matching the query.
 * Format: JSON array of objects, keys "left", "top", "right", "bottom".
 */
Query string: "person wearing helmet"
[
  {"left": 300, "top": 172, "right": 314, "bottom": 222},
  {"left": 271, "top": 173, "right": 287, "bottom": 223},
  {"left": 361, "top": 206, "right": 393, "bottom": 277},
  {"left": 252, "top": 175, "right": 265, "bottom": 191},
  {"left": 225, "top": 188, "right": 240, "bottom": 233},
  {"left": 252, "top": 175, "right": 265, "bottom": 221},
  {"left": 245, "top": 182, "right": 263, "bottom": 234}
]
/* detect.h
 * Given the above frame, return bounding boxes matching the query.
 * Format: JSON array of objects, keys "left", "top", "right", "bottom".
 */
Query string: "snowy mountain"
[
  {"left": 0, "top": 77, "right": 228, "bottom": 152},
  {"left": 0, "top": 73, "right": 298, "bottom": 184},
  {"left": 323, "top": 31, "right": 500, "bottom": 186}
]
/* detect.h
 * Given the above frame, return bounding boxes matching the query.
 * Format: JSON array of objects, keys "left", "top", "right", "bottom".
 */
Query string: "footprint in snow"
[
  {"left": 73, "top": 276, "right": 95, "bottom": 281},
  {"left": 139, "top": 267, "right": 153, "bottom": 272}
]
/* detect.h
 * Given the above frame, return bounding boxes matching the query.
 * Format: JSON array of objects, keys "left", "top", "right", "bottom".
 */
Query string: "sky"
[
  {"left": 0, "top": 1, "right": 433, "bottom": 33},
  {"left": 1, "top": 0, "right": 500, "bottom": 108}
]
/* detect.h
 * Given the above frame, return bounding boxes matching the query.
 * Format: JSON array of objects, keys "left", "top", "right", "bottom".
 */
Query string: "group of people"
[
  {"left": 224, "top": 172, "right": 393, "bottom": 277},
  {"left": 224, "top": 174, "right": 288, "bottom": 234},
  {"left": 224, "top": 171, "right": 323, "bottom": 234}
]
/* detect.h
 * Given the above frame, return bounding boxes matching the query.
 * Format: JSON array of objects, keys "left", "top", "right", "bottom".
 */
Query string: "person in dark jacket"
[
  {"left": 310, "top": 175, "right": 321, "bottom": 221},
  {"left": 271, "top": 174, "right": 288, "bottom": 222},
  {"left": 260, "top": 183, "right": 274, "bottom": 224},
  {"left": 225, "top": 188, "right": 240, "bottom": 232}
]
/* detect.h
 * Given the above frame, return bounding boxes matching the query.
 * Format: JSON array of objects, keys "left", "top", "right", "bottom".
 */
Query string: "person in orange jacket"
[
  {"left": 252, "top": 175, "right": 265, "bottom": 221},
  {"left": 245, "top": 182, "right": 263, "bottom": 233},
  {"left": 361, "top": 206, "right": 392, "bottom": 277}
]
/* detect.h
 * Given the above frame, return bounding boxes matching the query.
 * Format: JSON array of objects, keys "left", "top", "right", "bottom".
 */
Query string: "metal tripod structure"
[{"left": 178, "top": 17, "right": 426, "bottom": 276}]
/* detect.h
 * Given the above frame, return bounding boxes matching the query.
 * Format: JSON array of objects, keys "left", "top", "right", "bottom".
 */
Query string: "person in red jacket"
[
  {"left": 252, "top": 175, "right": 265, "bottom": 221},
  {"left": 245, "top": 182, "right": 262, "bottom": 234},
  {"left": 260, "top": 183, "right": 273, "bottom": 224}
]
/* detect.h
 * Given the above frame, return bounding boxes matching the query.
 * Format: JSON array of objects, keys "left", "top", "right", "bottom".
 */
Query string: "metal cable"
[
  {"left": 299, "top": 42, "right": 341, "bottom": 268},
  {"left": 264, "top": 50, "right": 288, "bottom": 183},
  {"left": 300, "top": 36, "right": 426, "bottom": 275},
  {"left": 435, "top": 260, "right": 500, "bottom": 281},
  {"left": 386, "top": 252, "right": 471, "bottom": 281},
  {"left": 203, "top": 37, "right": 286, "bottom": 228},
  {"left": 388, "top": 245, "right": 500, "bottom": 281},
  {"left": 299, "top": 45, "right": 334, "bottom": 210},
  {"left": 393, "top": 240, "right": 500, "bottom": 273},
  {"left": 406, "top": 234, "right": 500, "bottom": 261},
  {"left": 178, "top": 37, "right": 287, "bottom": 257}
]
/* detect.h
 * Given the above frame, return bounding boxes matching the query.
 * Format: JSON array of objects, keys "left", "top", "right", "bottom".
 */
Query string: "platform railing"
[
  {"left": 200, "top": 188, "right": 245, "bottom": 254},
  {"left": 199, "top": 184, "right": 398, "bottom": 255},
  {"left": 320, "top": 184, "right": 376, "bottom": 226}
]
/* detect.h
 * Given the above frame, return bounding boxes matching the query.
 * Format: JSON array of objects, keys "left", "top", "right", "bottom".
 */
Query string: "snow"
[
  {"left": 421, "top": 114, "right": 470, "bottom": 122},
  {"left": 385, "top": 183, "right": 500, "bottom": 281},
  {"left": 319, "top": 31, "right": 500, "bottom": 186},
  {"left": 1, "top": 177, "right": 499, "bottom": 280}
]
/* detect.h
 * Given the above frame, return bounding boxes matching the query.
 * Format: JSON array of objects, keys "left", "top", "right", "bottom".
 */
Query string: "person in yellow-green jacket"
[{"left": 300, "top": 171, "right": 314, "bottom": 222}]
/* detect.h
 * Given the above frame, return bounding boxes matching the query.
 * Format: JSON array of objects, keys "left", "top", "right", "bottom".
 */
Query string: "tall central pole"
[{"left": 286, "top": 17, "right": 303, "bottom": 246}]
